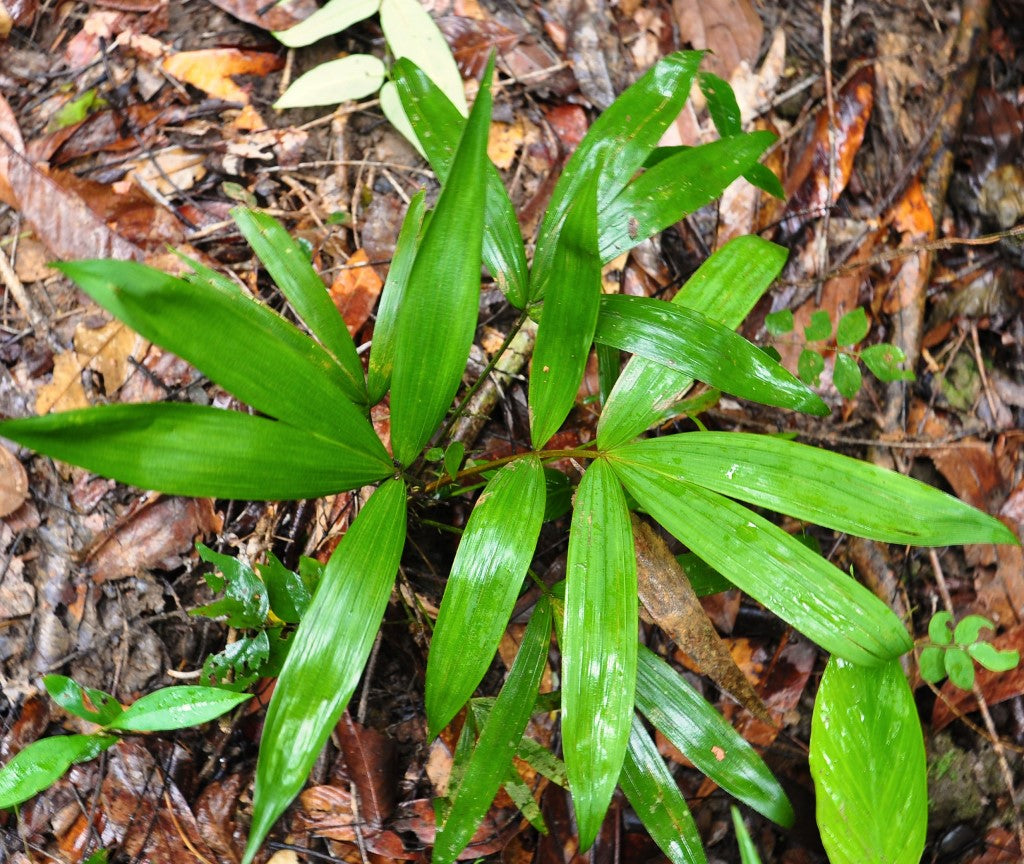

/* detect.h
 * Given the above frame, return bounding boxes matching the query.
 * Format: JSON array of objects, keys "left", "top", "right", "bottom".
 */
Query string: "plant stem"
[{"left": 420, "top": 444, "right": 599, "bottom": 495}]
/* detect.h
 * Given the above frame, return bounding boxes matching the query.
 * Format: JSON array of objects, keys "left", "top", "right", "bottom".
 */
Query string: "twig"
[
  {"left": 0, "top": 242, "right": 50, "bottom": 342},
  {"left": 817, "top": 0, "right": 837, "bottom": 303}
]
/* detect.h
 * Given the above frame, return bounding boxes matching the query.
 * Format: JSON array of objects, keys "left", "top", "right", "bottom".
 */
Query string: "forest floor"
[{"left": 1, "top": 0, "right": 1023, "bottom": 861}]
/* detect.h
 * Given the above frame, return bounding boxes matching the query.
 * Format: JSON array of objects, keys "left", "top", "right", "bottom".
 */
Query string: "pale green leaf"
[
  {"left": 918, "top": 646, "right": 946, "bottom": 682},
  {"left": 427, "top": 455, "right": 546, "bottom": 737},
  {"left": 928, "top": 611, "right": 954, "bottom": 645},
  {"left": 243, "top": 479, "right": 406, "bottom": 864},
  {"left": 968, "top": 641, "right": 1020, "bottom": 672},
  {"left": 274, "top": 54, "right": 386, "bottom": 109},
  {"left": 273, "top": 0, "right": 379, "bottom": 47},
  {"left": 610, "top": 432, "right": 1018, "bottom": 546},
  {"left": 953, "top": 614, "right": 994, "bottom": 645},
  {"left": 810, "top": 657, "right": 926, "bottom": 864},
  {"left": 562, "top": 459, "right": 637, "bottom": 850},
  {"left": 945, "top": 648, "right": 975, "bottom": 689}
]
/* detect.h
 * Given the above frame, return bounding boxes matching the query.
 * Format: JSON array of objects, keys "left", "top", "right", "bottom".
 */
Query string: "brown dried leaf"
[
  {"left": 487, "top": 118, "right": 524, "bottom": 170},
  {"left": 195, "top": 773, "right": 246, "bottom": 864},
  {"left": 87, "top": 496, "right": 223, "bottom": 582},
  {"left": 672, "top": 0, "right": 764, "bottom": 80},
  {"left": 328, "top": 249, "right": 383, "bottom": 338},
  {"left": 781, "top": 65, "right": 875, "bottom": 237},
  {"left": 436, "top": 15, "right": 521, "bottom": 79},
  {"left": 336, "top": 712, "right": 397, "bottom": 827},
  {"left": 632, "top": 516, "right": 772, "bottom": 723},
  {"left": 162, "top": 49, "right": 284, "bottom": 104},
  {"left": 0, "top": 695, "right": 49, "bottom": 760},
  {"left": 35, "top": 351, "right": 89, "bottom": 414},
  {"left": 205, "top": 0, "right": 317, "bottom": 31},
  {"left": 0, "top": 443, "right": 28, "bottom": 517}
]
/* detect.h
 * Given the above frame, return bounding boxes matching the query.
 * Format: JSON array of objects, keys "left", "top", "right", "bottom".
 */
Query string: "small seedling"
[{"left": 919, "top": 611, "right": 1020, "bottom": 690}]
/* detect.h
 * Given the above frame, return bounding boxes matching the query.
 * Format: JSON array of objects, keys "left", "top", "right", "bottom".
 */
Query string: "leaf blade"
[
  {"left": 107, "top": 687, "right": 250, "bottom": 732},
  {"left": 0, "top": 403, "right": 392, "bottom": 500},
  {"left": 0, "top": 735, "right": 117, "bottom": 809}
]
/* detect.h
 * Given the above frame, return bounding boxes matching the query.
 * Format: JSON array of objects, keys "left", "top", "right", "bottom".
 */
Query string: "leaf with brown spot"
[{"left": 632, "top": 515, "right": 772, "bottom": 724}]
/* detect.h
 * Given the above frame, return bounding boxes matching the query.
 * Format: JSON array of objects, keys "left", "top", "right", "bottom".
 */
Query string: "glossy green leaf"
[
  {"left": 259, "top": 553, "right": 312, "bottom": 624},
  {"left": 611, "top": 432, "right": 1018, "bottom": 546},
  {"left": 861, "top": 343, "right": 915, "bottom": 382},
  {"left": 836, "top": 307, "right": 869, "bottom": 346},
  {"left": 529, "top": 173, "right": 600, "bottom": 448},
  {"left": 597, "top": 132, "right": 776, "bottom": 263},
  {"left": 611, "top": 461, "right": 912, "bottom": 664},
  {"left": 426, "top": 455, "right": 546, "bottom": 737},
  {"left": 928, "top": 611, "right": 954, "bottom": 645},
  {"left": 953, "top": 614, "right": 994, "bottom": 644},
  {"left": 598, "top": 235, "right": 787, "bottom": 449},
  {"left": 273, "top": 0, "right": 379, "bottom": 47},
  {"left": 193, "top": 543, "right": 269, "bottom": 628},
  {"left": 833, "top": 352, "right": 862, "bottom": 398},
  {"left": 797, "top": 348, "right": 824, "bottom": 386},
  {"left": 275, "top": 54, "right": 386, "bottom": 109},
  {"left": 594, "top": 295, "right": 828, "bottom": 418},
  {"left": 731, "top": 807, "right": 764, "bottom": 864},
  {"left": 231, "top": 208, "right": 366, "bottom": 402},
  {"left": 389, "top": 60, "right": 492, "bottom": 465},
  {"left": 368, "top": 190, "right": 425, "bottom": 403},
  {"left": 804, "top": 310, "right": 832, "bottom": 341},
  {"left": 968, "top": 641, "right": 1020, "bottom": 672},
  {"left": 620, "top": 715, "right": 706, "bottom": 864},
  {"left": 203, "top": 628, "right": 272, "bottom": 685},
  {"left": 107, "top": 686, "right": 250, "bottom": 732},
  {"left": 0, "top": 403, "right": 392, "bottom": 500},
  {"left": 433, "top": 597, "right": 551, "bottom": 864},
  {"left": 0, "top": 735, "right": 116, "bottom": 809},
  {"left": 54, "top": 260, "right": 384, "bottom": 450},
  {"left": 531, "top": 51, "right": 703, "bottom": 301},
  {"left": 543, "top": 468, "right": 573, "bottom": 522},
  {"left": 392, "top": 58, "right": 529, "bottom": 306},
  {"left": 945, "top": 648, "right": 975, "bottom": 689},
  {"left": 918, "top": 646, "right": 946, "bottom": 682},
  {"left": 562, "top": 459, "right": 637, "bottom": 850},
  {"left": 243, "top": 479, "right": 406, "bottom": 864},
  {"left": 43, "top": 676, "right": 122, "bottom": 726},
  {"left": 635, "top": 647, "right": 793, "bottom": 826},
  {"left": 810, "top": 657, "right": 926, "bottom": 864}
]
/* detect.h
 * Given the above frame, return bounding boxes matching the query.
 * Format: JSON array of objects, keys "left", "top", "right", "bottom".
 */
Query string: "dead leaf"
[
  {"left": 632, "top": 516, "right": 772, "bottom": 723},
  {"left": 0, "top": 91, "right": 26, "bottom": 207},
  {"left": 11, "top": 235, "right": 50, "bottom": 282},
  {"left": 672, "top": 0, "right": 764, "bottom": 80},
  {"left": 0, "top": 443, "right": 28, "bottom": 517},
  {"left": 73, "top": 320, "right": 140, "bottom": 395},
  {"left": 194, "top": 773, "right": 246, "bottom": 864},
  {"left": 436, "top": 15, "right": 521, "bottom": 79},
  {"left": 86, "top": 496, "right": 222, "bottom": 582},
  {"left": 116, "top": 146, "right": 207, "bottom": 197},
  {"left": 488, "top": 117, "right": 524, "bottom": 170},
  {"left": 35, "top": 351, "right": 89, "bottom": 413},
  {"left": 329, "top": 249, "right": 383, "bottom": 337},
  {"left": 205, "top": 0, "right": 317, "bottom": 31},
  {"left": 336, "top": 712, "right": 397, "bottom": 827},
  {"left": 162, "top": 49, "right": 285, "bottom": 104}
]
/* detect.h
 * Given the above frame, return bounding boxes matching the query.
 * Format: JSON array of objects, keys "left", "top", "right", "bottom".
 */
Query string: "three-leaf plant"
[{"left": 0, "top": 51, "right": 1018, "bottom": 864}]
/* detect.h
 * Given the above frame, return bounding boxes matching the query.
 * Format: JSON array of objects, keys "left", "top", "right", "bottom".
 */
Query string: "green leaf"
[
  {"left": 389, "top": 60, "right": 492, "bottom": 465},
  {"left": 543, "top": 468, "right": 573, "bottom": 522},
  {"left": 953, "top": 614, "right": 994, "bottom": 645},
  {"left": 502, "top": 772, "right": 546, "bottom": 832},
  {"left": 51, "top": 89, "right": 107, "bottom": 131},
  {"left": 0, "top": 403, "right": 392, "bottom": 500},
  {"left": 804, "top": 310, "right": 832, "bottom": 341},
  {"left": 531, "top": 52, "right": 703, "bottom": 301},
  {"left": 54, "top": 260, "right": 385, "bottom": 452},
  {"left": 192, "top": 544, "right": 269, "bottom": 628},
  {"left": 392, "top": 59, "right": 529, "bottom": 307},
  {"left": 699, "top": 72, "right": 741, "bottom": 135},
  {"left": 731, "top": 807, "right": 764, "bottom": 864},
  {"left": 918, "top": 646, "right": 946, "bottom": 682},
  {"left": 379, "top": 0, "right": 466, "bottom": 115},
  {"left": 259, "top": 553, "right": 312, "bottom": 624},
  {"left": 635, "top": 647, "right": 793, "bottom": 826},
  {"left": 202, "top": 629, "right": 271, "bottom": 685},
  {"left": 764, "top": 309, "right": 794, "bottom": 336},
  {"left": 231, "top": 208, "right": 366, "bottom": 403},
  {"left": 836, "top": 307, "right": 869, "bottom": 346},
  {"left": 443, "top": 441, "right": 465, "bottom": 481},
  {"left": 611, "top": 432, "right": 1019, "bottom": 546},
  {"left": 833, "top": 352, "right": 862, "bottom": 398},
  {"left": 810, "top": 657, "right": 926, "bottom": 864},
  {"left": 945, "top": 648, "right": 975, "bottom": 690},
  {"left": 968, "top": 641, "right": 1020, "bottom": 673},
  {"left": 243, "top": 479, "right": 406, "bottom": 864},
  {"left": 43, "top": 675, "right": 123, "bottom": 726},
  {"left": 861, "top": 343, "right": 915, "bottom": 382},
  {"left": 433, "top": 598, "right": 551, "bottom": 864},
  {"left": 529, "top": 172, "right": 601, "bottom": 448},
  {"left": 620, "top": 716, "right": 707, "bottom": 864},
  {"left": 562, "top": 459, "right": 637, "bottom": 850},
  {"left": 106, "top": 686, "right": 250, "bottom": 732},
  {"left": 611, "top": 461, "right": 912, "bottom": 664},
  {"left": 275, "top": 54, "right": 387, "bottom": 109},
  {"left": 0, "top": 735, "right": 117, "bottom": 809},
  {"left": 797, "top": 348, "right": 824, "bottom": 386},
  {"left": 599, "top": 236, "right": 787, "bottom": 449},
  {"left": 597, "top": 132, "right": 777, "bottom": 264},
  {"left": 928, "top": 611, "right": 954, "bottom": 645},
  {"left": 367, "top": 190, "right": 425, "bottom": 403},
  {"left": 426, "top": 455, "right": 546, "bottom": 738},
  {"left": 743, "top": 162, "right": 786, "bottom": 199},
  {"left": 594, "top": 295, "right": 829, "bottom": 418},
  {"left": 272, "top": 0, "right": 379, "bottom": 47}
]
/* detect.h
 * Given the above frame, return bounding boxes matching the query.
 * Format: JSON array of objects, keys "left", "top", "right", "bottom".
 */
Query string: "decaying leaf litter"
[{"left": 1, "top": 0, "right": 1023, "bottom": 861}]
